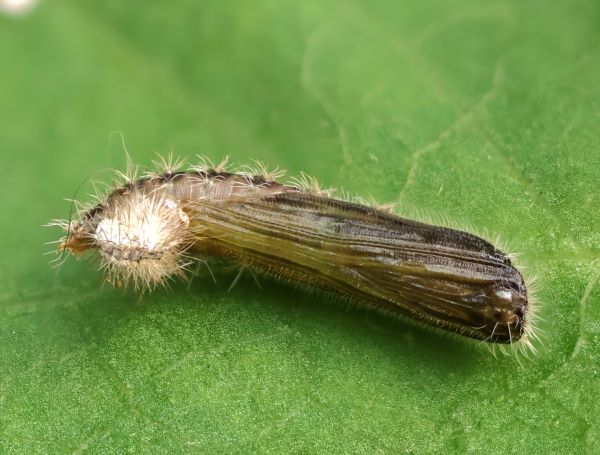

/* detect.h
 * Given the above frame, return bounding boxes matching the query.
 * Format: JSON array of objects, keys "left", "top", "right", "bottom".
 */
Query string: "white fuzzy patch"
[
  {"left": 95, "top": 198, "right": 188, "bottom": 252},
  {"left": 95, "top": 193, "right": 192, "bottom": 290}
]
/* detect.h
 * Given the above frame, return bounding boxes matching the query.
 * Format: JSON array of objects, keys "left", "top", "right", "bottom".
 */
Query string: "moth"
[{"left": 51, "top": 157, "right": 538, "bottom": 354}]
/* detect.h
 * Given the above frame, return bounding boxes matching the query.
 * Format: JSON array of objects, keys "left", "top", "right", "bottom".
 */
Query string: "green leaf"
[{"left": 1, "top": 1, "right": 598, "bottom": 452}]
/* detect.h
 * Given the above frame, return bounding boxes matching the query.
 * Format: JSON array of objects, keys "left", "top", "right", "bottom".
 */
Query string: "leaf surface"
[{"left": 1, "top": 1, "right": 599, "bottom": 452}]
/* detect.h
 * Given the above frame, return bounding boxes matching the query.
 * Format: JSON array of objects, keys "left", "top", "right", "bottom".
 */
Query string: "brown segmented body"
[{"left": 58, "top": 164, "right": 533, "bottom": 347}]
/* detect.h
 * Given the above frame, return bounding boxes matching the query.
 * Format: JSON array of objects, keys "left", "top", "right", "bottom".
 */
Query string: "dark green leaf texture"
[{"left": 1, "top": 1, "right": 599, "bottom": 453}]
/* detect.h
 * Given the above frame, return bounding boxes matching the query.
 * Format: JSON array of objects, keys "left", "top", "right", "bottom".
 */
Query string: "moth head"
[
  {"left": 58, "top": 187, "right": 194, "bottom": 290},
  {"left": 486, "top": 282, "right": 529, "bottom": 340},
  {"left": 460, "top": 271, "right": 531, "bottom": 346}
]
